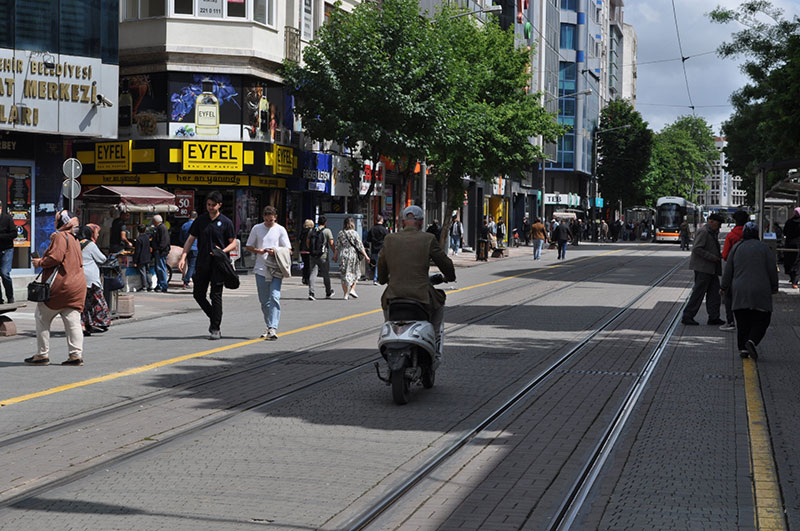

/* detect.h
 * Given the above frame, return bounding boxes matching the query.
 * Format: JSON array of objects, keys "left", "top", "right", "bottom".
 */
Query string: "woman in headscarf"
[
  {"left": 79, "top": 225, "right": 111, "bottom": 335},
  {"left": 25, "top": 210, "right": 87, "bottom": 366},
  {"left": 721, "top": 222, "right": 778, "bottom": 360},
  {"left": 782, "top": 207, "right": 800, "bottom": 289},
  {"left": 334, "top": 216, "right": 370, "bottom": 300}
]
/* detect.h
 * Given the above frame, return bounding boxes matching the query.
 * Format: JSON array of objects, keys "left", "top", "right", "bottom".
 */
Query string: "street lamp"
[
  {"left": 447, "top": 5, "right": 502, "bottom": 19},
  {"left": 591, "top": 123, "right": 631, "bottom": 240}
]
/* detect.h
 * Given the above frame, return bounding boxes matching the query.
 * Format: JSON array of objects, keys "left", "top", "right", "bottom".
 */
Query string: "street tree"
[
  {"left": 283, "top": 0, "right": 449, "bottom": 208},
  {"left": 709, "top": 0, "right": 800, "bottom": 198},
  {"left": 428, "top": 6, "right": 565, "bottom": 240},
  {"left": 595, "top": 99, "right": 653, "bottom": 211},
  {"left": 640, "top": 115, "right": 717, "bottom": 203}
]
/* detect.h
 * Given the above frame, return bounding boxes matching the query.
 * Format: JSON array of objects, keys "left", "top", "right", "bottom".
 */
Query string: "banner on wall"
[
  {"left": 7, "top": 169, "right": 31, "bottom": 247},
  {"left": 302, "top": 152, "right": 332, "bottom": 194}
]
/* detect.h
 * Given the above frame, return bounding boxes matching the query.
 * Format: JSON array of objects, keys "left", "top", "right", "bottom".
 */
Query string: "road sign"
[
  {"left": 62, "top": 179, "right": 81, "bottom": 199},
  {"left": 62, "top": 158, "right": 83, "bottom": 180}
]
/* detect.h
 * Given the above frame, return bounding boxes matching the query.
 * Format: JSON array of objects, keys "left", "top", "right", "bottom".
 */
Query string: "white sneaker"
[
  {"left": 343, "top": 294, "right": 349, "bottom": 300},
  {"left": 719, "top": 323, "right": 736, "bottom": 332},
  {"left": 373, "top": 281, "right": 378, "bottom": 286},
  {"left": 308, "top": 295, "right": 316, "bottom": 301},
  {"left": 260, "top": 329, "right": 270, "bottom": 338},
  {"left": 267, "top": 328, "right": 278, "bottom": 340},
  {"left": 350, "top": 291, "right": 358, "bottom": 299}
]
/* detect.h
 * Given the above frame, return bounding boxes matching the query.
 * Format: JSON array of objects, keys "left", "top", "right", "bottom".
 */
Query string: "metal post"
[
  {"left": 421, "top": 161, "right": 427, "bottom": 217},
  {"left": 68, "top": 175, "right": 74, "bottom": 213},
  {"left": 540, "top": 157, "right": 546, "bottom": 222},
  {"left": 591, "top": 128, "right": 597, "bottom": 241}
]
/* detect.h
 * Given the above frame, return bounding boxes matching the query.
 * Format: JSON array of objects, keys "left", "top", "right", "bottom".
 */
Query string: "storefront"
[{"left": 74, "top": 139, "right": 299, "bottom": 260}]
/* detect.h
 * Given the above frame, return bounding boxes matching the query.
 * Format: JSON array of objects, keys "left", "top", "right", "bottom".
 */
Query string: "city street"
[{"left": 0, "top": 242, "right": 797, "bottom": 530}]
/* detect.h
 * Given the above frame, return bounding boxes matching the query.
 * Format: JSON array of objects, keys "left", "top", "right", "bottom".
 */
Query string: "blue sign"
[
  {"left": 301, "top": 151, "right": 332, "bottom": 195},
  {"left": 595, "top": 197, "right": 604, "bottom": 208}
]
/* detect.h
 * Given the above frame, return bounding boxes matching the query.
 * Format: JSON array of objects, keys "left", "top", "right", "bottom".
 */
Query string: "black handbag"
[{"left": 27, "top": 270, "right": 57, "bottom": 302}]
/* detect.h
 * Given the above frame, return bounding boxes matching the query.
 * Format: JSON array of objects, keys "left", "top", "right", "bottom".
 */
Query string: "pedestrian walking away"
[
  {"left": 306, "top": 215, "right": 335, "bottom": 300},
  {"left": 366, "top": 215, "right": 389, "bottom": 283},
  {"left": 720, "top": 222, "right": 778, "bottom": 360},
  {"left": 335, "top": 216, "right": 370, "bottom": 300},
  {"left": 246, "top": 206, "right": 291, "bottom": 341},
  {"left": 782, "top": 207, "right": 800, "bottom": 289},
  {"left": 25, "top": 210, "right": 87, "bottom": 366},
  {"left": 0, "top": 202, "right": 16, "bottom": 304},
  {"left": 679, "top": 217, "right": 691, "bottom": 251},
  {"left": 180, "top": 211, "right": 198, "bottom": 290},
  {"left": 132, "top": 224, "right": 152, "bottom": 292},
  {"left": 682, "top": 213, "right": 725, "bottom": 326},
  {"left": 530, "top": 217, "right": 548, "bottom": 260},
  {"left": 151, "top": 214, "right": 171, "bottom": 292},
  {"left": 299, "top": 219, "right": 314, "bottom": 285},
  {"left": 521, "top": 216, "right": 531, "bottom": 246},
  {"left": 178, "top": 191, "right": 237, "bottom": 340},
  {"left": 719, "top": 210, "right": 749, "bottom": 331},
  {"left": 79, "top": 226, "right": 111, "bottom": 336},
  {"left": 552, "top": 218, "right": 571, "bottom": 260}
]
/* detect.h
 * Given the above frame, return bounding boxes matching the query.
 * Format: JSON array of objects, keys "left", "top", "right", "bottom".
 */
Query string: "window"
[
  {"left": 174, "top": 0, "right": 193, "bottom": 14},
  {"left": 227, "top": 0, "right": 246, "bottom": 17},
  {"left": 301, "top": 0, "right": 314, "bottom": 41},
  {"left": 560, "top": 24, "right": 576, "bottom": 50},
  {"left": 561, "top": 0, "right": 576, "bottom": 10},
  {"left": 141, "top": 0, "right": 165, "bottom": 17},
  {"left": 254, "top": 0, "right": 274, "bottom": 26},
  {"left": 61, "top": 0, "right": 100, "bottom": 57},
  {"left": 101, "top": 0, "right": 119, "bottom": 63},
  {"left": 0, "top": 0, "right": 14, "bottom": 48},
  {"left": 558, "top": 61, "right": 576, "bottom": 95},
  {"left": 15, "top": 0, "right": 58, "bottom": 52},
  {"left": 124, "top": 0, "right": 138, "bottom": 19}
]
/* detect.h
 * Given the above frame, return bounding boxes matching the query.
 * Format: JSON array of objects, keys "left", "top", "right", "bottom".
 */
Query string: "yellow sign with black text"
[
  {"left": 273, "top": 145, "right": 294, "bottom": 175},
  {"left": 250, "top": 176, "right": 286, "bottom": 188},
  {"left": 94, "top": 141, "right": 131, "bottom": 171},
  {"left": 82, "top": 174, "right": 165, "bottom": 185},
  {"left": 182, "top": 141, "right": 243, "bottom": 172},
  {"left": 167, "top": 173, "right": 249, "bottom": 187}
]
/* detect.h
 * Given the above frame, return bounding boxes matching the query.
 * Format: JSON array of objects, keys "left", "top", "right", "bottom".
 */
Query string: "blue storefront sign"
[
  {"left": 595, "top": 197, "right": 604, "bottom": 208},
  {"left": 301, "top": 151, "right": 332, "bottom": 194}
]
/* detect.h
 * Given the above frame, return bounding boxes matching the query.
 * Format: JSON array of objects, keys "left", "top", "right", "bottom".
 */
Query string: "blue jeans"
[
  {"left": 256, "top": 273, "right": 282, "bottom": 329},
  {"left": 184, "top": 250, "right": 197, "bottom": 286},
  {"left": 154, "top": 251, "right": 169, "bottom": 291},
  {"left": 557, "top": 240, "right": 568, "bottom": 259},
  {"left": 532, "top": 239, "right": 544, "bottom": 260},
  {"left": 0, "top": 247, "right": 13, "bottom": 302},
  {"left": 450, "top": 235, "right": 460, "bottom": 254}
]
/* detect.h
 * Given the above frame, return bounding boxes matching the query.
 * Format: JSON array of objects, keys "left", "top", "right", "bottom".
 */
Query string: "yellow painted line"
[
  {"left": 743, "top": 358, "right": 787, "bottom": 530},
  {"left": 0, "top": 249, "right": 624, "bottom": 407}
]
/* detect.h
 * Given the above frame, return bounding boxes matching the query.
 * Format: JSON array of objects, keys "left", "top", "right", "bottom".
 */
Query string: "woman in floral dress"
[{"left": 334, "top": 217, "right": 370, "bottom": 300}]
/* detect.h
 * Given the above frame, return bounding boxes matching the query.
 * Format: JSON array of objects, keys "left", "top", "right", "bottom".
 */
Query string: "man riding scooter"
[{"left": 377, "top": 205, "right": 456, "bottom": 362}]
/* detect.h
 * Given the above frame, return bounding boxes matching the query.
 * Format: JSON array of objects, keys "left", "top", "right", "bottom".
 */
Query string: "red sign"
[{"left": 174, "top": 190, "right": 195, "bottom": 218}]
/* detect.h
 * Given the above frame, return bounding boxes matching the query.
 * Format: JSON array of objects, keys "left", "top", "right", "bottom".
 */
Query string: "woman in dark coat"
[
  {"left": 721, "top": 222, "right": 778, "bottom": 360},
  {"left": 299, "top": 219, "right": 314, "bottom": 285}
]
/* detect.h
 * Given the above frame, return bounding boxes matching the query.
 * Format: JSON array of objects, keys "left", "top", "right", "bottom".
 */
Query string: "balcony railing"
[{"left": 285, "top": 26, "right": 301, "bottom": 63}]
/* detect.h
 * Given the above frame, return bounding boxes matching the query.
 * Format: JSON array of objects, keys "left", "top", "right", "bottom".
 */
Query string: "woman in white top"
[
  {"left": 334, "top": 216, "right": 370, "bottom": 300},
  {"left": 79, "top": 225, "right": 111, "bottom": 335},
  {"left": 245, "top": 206, "right": 291, "bottom": 340}
]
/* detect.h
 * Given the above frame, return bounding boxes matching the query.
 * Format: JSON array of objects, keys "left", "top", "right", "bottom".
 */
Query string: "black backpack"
[{"left": 308, "top": 227, "right": 326, "bottom": 257}]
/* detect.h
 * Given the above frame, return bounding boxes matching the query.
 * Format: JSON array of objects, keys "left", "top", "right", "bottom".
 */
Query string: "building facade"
[
  {"left": 621, "top": 22, "right": 637, "bottom": 105},
  {"left": 697, "top": 136, "right": 747, "bottom": 212},
  {"left": 0, "top": 0, "right": 119, "bottom": 280}
]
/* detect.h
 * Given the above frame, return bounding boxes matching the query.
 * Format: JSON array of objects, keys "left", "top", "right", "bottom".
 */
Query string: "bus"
[{"left": 655, "top": 196, "right": 700, "bottom": 242}]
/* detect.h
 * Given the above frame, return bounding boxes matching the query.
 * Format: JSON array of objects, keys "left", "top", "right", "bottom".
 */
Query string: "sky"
[{"left": 624, "top": 0, "right": 799, "bottom": 134}]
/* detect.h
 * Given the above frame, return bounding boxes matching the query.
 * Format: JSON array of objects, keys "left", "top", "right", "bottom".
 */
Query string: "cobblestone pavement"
[{"left": 0, "top": 242, "right": 795, "bottom": 530}]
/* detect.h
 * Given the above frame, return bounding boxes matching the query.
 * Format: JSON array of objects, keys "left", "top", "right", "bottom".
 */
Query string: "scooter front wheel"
[{"left": 391, "top": 369, "right": 410, "bottom": 405}]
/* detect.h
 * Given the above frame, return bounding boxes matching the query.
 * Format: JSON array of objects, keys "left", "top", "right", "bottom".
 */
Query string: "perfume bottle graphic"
[
  {"left": 195, "top": 80, "right": 220, "bottom": 136},
  {"left": 118, "top": 78, "right": 132, "bottom": 136}
]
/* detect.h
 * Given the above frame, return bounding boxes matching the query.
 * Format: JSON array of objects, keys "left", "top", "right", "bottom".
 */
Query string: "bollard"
[{"left": 116, "top": 292, "right": 135, "bottom": 318}]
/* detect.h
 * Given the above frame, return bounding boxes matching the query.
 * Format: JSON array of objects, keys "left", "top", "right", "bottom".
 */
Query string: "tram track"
[
  {"left": 0, "top": 248, "right": 680, "bottom": 514},
  {"left": 342, "top": 258, "right": 689, "bottom": 530}
]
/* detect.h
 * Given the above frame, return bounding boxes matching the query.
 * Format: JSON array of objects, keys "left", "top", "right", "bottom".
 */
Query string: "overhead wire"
[
  {"left": 624, "top": 50, "right": 716, "bottom": 68},
  {"left": 670, "top": 0, "right": 696, "bottom": 113}
]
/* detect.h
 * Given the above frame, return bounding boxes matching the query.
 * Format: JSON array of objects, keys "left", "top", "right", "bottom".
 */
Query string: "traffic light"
[{"left": 494, "top": 0, "right": 516, "bottom": 31}]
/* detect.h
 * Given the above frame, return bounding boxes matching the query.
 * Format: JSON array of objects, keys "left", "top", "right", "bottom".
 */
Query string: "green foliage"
[
  {"left": 709, "top": 0, "right": 800, "bottom": 198},
  {"left": 595, "top": 99, "right": 653, "bottom": 209},
  {"left": 428, "top": 7, "right": 565, "bottom": 213},
  {"left": 641, "top": 115, "right": 717, "bottom": 203}
]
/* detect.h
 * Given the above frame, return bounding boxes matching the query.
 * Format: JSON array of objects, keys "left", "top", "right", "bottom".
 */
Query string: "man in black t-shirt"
[
  {"left": 109, "top": 213, "right": 133, "bottom": 253},
  {"left": 366, "top": 216, "right": 389, "bottom": 285},
  {"left": 178, "top": 191, "right": 236, "bottom": 340}
]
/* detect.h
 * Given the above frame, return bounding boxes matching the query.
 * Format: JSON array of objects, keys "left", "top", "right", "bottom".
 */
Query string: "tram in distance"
[{"left": 654, "top": 196, "right": 700, "bottom": 242}]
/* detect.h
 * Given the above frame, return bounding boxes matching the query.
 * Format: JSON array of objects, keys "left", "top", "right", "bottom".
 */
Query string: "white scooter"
[{"left": 376, "top": 274, "right": 446, "bottom": 405}]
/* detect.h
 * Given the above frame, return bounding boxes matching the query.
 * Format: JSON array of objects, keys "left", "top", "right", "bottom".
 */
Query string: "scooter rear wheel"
[{"left": 391, "top": 369, "right": 410, "bottom": 405}]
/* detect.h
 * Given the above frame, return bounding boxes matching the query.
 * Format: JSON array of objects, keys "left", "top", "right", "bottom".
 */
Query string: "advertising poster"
[
  {"left": 118, "top": 73, "right": 168, "bottom": 139},
  {"left": 242, "top": 83, "right": 287, "bottom": 142},
  {"left": 174, "top": 190, "right": 195, "bottom": 218},
  {"left": 6, "top": 169, "right": 31, "bottom": 248},
  {"left": 168, "top": 73, "right": 242, "bottom": 140}
]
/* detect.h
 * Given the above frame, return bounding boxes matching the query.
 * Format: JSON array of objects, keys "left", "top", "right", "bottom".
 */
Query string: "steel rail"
[
  {"left": 0, "top": 250, "right": 658, "bottom": 510},
  {"left": 343, "top": 259, "right": 687, "bottom": 530}
]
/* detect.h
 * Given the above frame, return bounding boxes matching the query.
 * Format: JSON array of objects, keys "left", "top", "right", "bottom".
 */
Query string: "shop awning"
[{"left": 82, "top": 186, "right": 178, "bottom": 213}]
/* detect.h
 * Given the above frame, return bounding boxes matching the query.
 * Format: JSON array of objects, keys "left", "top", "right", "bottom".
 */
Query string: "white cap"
[{"left": 402, "top": 205, "right": 424, "bottom": 221}]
